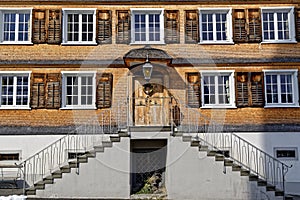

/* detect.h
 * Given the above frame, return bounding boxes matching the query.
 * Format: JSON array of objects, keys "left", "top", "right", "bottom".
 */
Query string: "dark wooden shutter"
[
  {"left": 236, "top": 72, "right": 249, "bottom": 107},
  {"left": 48, "top": 10, "right": 62, "bottom": 44},
  {"left": 97, "top": 10, "right": 112, "bottom": 44},
  {"left": 165, "top": 10, "right": 179, "bottom": 44},
  {"left": 97, "top": 73, "right": 113, "bottom": 108},
  {"left": 31, "top": 73, "right": 46, "bottom": 108},
  {"left": 296, "top": 9, "right": 300, "bottom": 41},
  {"left": 45, "top": 73, "right": 61, "bottom": 109},
  {"left": 116, "top": 11, "right": 130, "bottom": 44},
  {"left": 250, "top": 72, "right": 264, "bottom": 107},
  {"left": 186, "top": 73, "right": 200, "bottom": 108},
  {"left": 185, "top": 10, "right": 199, "bottom": 43},
  {"left": 32, "top": 10, "right": 46, "bottom": 44},
  {"left": 248, "top": 9, "right": 261, "bottom": 42},
  {"left": 233, "top": 9, "right": 247, "bottom": 43}
]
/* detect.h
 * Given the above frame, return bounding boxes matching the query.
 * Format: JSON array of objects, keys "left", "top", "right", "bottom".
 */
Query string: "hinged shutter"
[
  {"left": 251, "top": 72, "right": 264, "bottom": 107},
  {"left": 296, "top": 9, "right": 300, "bottom": 41},
  {"left": 165, "top": 10, "right": 179, "bottom": 44},
  {"left": 97, "top": 73, "right": 113, "bottom": 108},
  {"left": 48, "top": 10, "right": 62, "bottom": 44},
  {"left": 186, "top": 73, "right": 200, "bottom": 108},
  {"left": 32, "top": 10, "right": 46, "bottom": 44},
  {"left": 46, "top": 73, "right": 61, "bottom": 109},
  {"left": 233, "top": 9, "right": 247, "bottom": 43},
  {"left": 236, "top": 72, "right": 249, "bottom": 107},
  {"left": 185, "top": 10, "right": 199, "bottom": 43},
  {"left": 116, "top": 10, "right": 130, "bottom": 44},
  {"left": 31, "top": 73, "right": 46, "bottom": 108},
  {"left": 97, "top": 10, "right": 112, "bottom": 44},
  {"left": 248, "top": 9, "right": 261, "bottom": 42}
]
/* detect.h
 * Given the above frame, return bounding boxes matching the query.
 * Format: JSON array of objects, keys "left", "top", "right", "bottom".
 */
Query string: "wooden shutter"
[
  {"left": 251, "top": 72, "right": 264, "bottom": 107},
  {"left": 97, "top": 10, "right": 112, "bottom": 44},
  {"left": 186, "top": 73, "right": 200, "bottom": 108},
  {"left": 236, "top": 72, "right": 249, "bottom": 107},
  {"left": 233, "top": 9, "right": 247, "bottom": 43},
  {"left": 116, "top": 11, "right": 130, "bottom": 44},
  {"left": 296, "top": 9, "right": 300, "bottom": 41},
  {"left": 248, "top": 9, "right": 261, "bottom": 42},
  {"left": 165, "top": 10, "right": 179, "bottom": 44},
  {"left": 31, "top": 73, "right": 46, "bottom": 108},
  {"left": 32, "top": 10, "right": 46, "bottom": 44},
  {"left": 48, "top": 10, "right": 62, "bottom": 44},
  {"left": 185, "top": 10, "right": 199, "bottom": 43},
  {"left": 45, "top": 73, "right": 61, "bottom": 109},
  {"left": 97, "top": 73, "right": 113, "bottom": 108}
]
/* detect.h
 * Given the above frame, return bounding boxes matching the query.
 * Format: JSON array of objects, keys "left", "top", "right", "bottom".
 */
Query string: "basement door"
[{"left": 133, "top": 77, "right": 170, "bottom": 126}]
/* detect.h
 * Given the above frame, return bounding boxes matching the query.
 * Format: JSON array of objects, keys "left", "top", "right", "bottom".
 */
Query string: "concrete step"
[
  {"left": 232, "top": 164, "right": 242, "bottom": 171},
  {"left": 129, "top": 126, "right": 171, "bottom": 132},
  {"left": 249, "top": 174, "right": 259, "bottom": 181},
  {"left": 240, "top": 169, "right": 250, "bottom": 176},
  {"left": 257, "top": 179, "right": 267, "bottom": 187},
  {"left": 42, "top": 178, "right": 54, "bottom": 184},
  {"left": 51, "top": 171, "right": 62, "bottom": 178},
  {"left": 182, "top": 135, "right": 192, "bottom": 142},
  {"left": 94, "top": 145, "right": 105, "bottom": 152},
  {"left": 275, "top": 190, "right": 284, "bottom": 196},
  {"left": 110, "top": 135, "right": 121, "bottom": 142},
  {"left": 85, "top": 151, "right": 96, "bottom": 158},
  {"left": 224, "top": 158, "right": 233, "bottom": 166},
  {"left": 207, "top": 150, "right": 218, "bottom": 157},
  {"left": 102, "top": 141, "right": 113, "bottom": 148},
  {"left": 215, "top": 154, "right": 225, "bottom": 161},
  {"left": 77, "top": 157, "right": 88, "bottom": 163},
  {"left": 266, "top": 184, "right": 276, "bottom": 191},
  {"left": 34, "top": 183, "right": 45, "bottom": 190},
  {"left": 199, "top": 145, "right": 209, "bottom": 151},
  {"left": 68, "top": 161, "right": 78, "bottom": 168},
  {"left": 26, "top": 189, "right": 36, "bottom": 195},
  {"left": 190, "top": 140, "right": 200, "bottom": 147},
  {"left": 60, "top": 166, "right": 71, "bottom": 173},
  {"left": 118, "top": 131, "right": 129, "bottom": 137},
  {"left": 172, "top": 131, "right": 183, "bottom": 137},
  {"left": 285, "top": 195, "right": 294, "bottom": 200}
]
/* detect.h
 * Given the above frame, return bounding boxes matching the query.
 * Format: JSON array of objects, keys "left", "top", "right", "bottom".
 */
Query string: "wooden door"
[{"left": 133, "top": 78, "right": 170, "bottom": 126}]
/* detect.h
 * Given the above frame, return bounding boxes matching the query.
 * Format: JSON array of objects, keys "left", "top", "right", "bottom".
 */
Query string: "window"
[
  {"left": 201, "top": 71, "right": 235, "bottom": 108},
  {"left": 62, "top": 72, "right": 96, "bottom": 109},
  {"left": 274, "top": 147, "right": 298, "bottom": 160},
  {"left": 0, "top": 153, "right": 19, "bottom": 161},
  {"left": 131, "top": 8, "right": 164, "bottom": 44},
  {"left": 261, "top": 7, "right": 296, "bottom": 43},
  {"left": 264, "top": 70, "right": 299, "bottom": 107},
  {"left": 0, "top": 72, "right": 31, "bottom": 109},
  {"left": 0, "top": 9, "right": 32, "bottom": 44},
  {"left": 199, "top": 8, "right": 233, "bottom": 44},
  {"left": 62, "top": 9, "right": 96, "bottom": 45}
]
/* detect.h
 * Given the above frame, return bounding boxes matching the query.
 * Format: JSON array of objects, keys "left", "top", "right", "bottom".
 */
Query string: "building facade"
[{"left": 0, "top": 0, "right": 300, "bottom": 199}]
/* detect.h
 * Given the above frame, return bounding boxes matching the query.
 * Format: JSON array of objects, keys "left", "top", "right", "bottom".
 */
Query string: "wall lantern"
[{"left": 142, "top": 54, "right": 153, "bottom": 81}]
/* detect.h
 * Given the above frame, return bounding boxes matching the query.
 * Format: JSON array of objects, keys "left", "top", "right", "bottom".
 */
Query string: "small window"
[
  {"left": 0, "top": 153, "right": 20, "bottom": 161},
  {"left": 274, "top": 147, "right": 298, "bottom": 160},
  {"left": 0, "top": 9, "right": 32, "bottom": 44},
  {"left": 62, "top": 9, "right": 96, "bottom": 45},
  {"left": 201, "top": 70, "right": 236, "bottom": 108},
  {"left": 0, "top": 72, "right": 31, "bottom": 109},
  {"left": 131, "top": 8, "right": 164, "bottom": 44},
  {"left": 199, "top": 8, "right": 233, "bottom": 44},
  {"left": 263, "top": 69, "right": 299, "bottom": 107},
  {"left": 61, "top": 71, "right": 96, "bottom": 109},
  {"left": 261, "top": 7, "right": 296, "bottom": 43}
]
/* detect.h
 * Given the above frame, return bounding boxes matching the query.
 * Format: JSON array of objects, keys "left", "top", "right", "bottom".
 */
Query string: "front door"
[{"left": 133, "top": 77, "right": 170, "bottom": 126}]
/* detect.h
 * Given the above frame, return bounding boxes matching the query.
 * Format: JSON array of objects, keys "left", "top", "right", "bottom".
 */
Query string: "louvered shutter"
[
  {"left": 236, "top": 73, "right": 249, "bottom": 107},
  {"left": 116, "top": 11, "right": 130, "bottom": 44},
  {"left": 32, "top": 10, "right": 46, "bottom": 44},
  {"left": 186, "top": 73, "right": 200, "bottom": 108},
  {"left": 248, "top": 9, "right": 261, "bottom": 42},
  {"left": 97, "top": 10, "right": 112, "bottom": 44},
  {"left": 31, "top": 73, "right": 46, "bottom": 108},
  {"left": 48, "top": 10, "right": 62, "bottom": 44},
  {"left": 165, "top": 10, "right": 179, "bottom": 44},
  {"left": 250, "top": 72, "right": 264, "bottom": 107},
  {"left": 97, "top": 73, "right": 113, "bottom": 108},
  {"left": 296, "top": 9, "right": 300, "bottom": 41},
  {"left": 46, "top": 73, "right": 61, "bottom": 109},
  {"left": 233, "top": 9, "right": 247, "bottom": 43},
  {"left": 185, "top": 10, "right": 199, "bottom": 43}
]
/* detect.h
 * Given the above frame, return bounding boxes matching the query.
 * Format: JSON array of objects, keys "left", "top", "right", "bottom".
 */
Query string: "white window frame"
[
  {"left": 0, "top": 150, "right": 22, "bottom": 164},
  {"left": 261, "top": 7, "right": 296, "bottom": 43},
  {"left": 274, "top": 147, "right": 298, "bottom": 161},
  {"left": 61, "top": 71, "right": 96, "bottom": 109},
  {"left": 130, "top": 8, "right": 165, "bottom": 45},
  {"left": 200, "top": 70, "right": 236, "bottom": 108},
  {"left": 62, "top": 8, "right": 97, "bottom": 45},
  {"left": 0, "top": 71, "right": 31, "bottom": 109},
  {"left": 0, "top": 8, "right": 32, "bottom": 44},
  {"left": 263, "top": 69, "right": 299, "bottom": 108},
  {"left": 198, "top": 8, "right": 233, "bottom": 44}
]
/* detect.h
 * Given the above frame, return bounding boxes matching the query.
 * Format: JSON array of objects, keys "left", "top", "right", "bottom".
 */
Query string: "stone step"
[
  {"left": 232, "top": 164, "right": 242, "bottom": 171},
  {"left": 207, "top": 150, "right": 218, "bottom": 157},
  {"left": 85, "top": 151, "right": 96, "bottom": 158},
  {"left": 199, "top": 145, "right": 209, "bottom": 151},
  {"left": 110, "top": 135, "right": 121, "bottom": 142},
  {"left": 102, "top": 141, "right": 113, "bottom": 148},
  {"left": 60, "top": 166, "right": 71, "bottom": 173},
  {"left": 182, "top": 135, "right": 192, "bottom": 142},
  {"left": 94, "top": 145, "right": 105, "bottom": 152},
  {"left": 26, "top": 189, "right": 36, "bottom": 195},
  {"left": 266, "top": 184, "right": 276, "bottom": 191},
  {"left": 249, "top": 174, "right": 259, "bottom": 181},
  {"left": 190, "top": 140, "right": 200, "bottom": 147},
  {"left": 77, "top": 157, "right": 88, "bottom": 163},
  {"left": 172, "top": 131, "right": 183, "bottom": 137},
  {"left": 215, "top": 154, "right": 225, "bottom": 161},
  {"left": 51, "top": 171, "right": 62, "bottom": 178},
  {"left": 129, "top": 126, "right": 172, "bottom": 132},
  {"left": 275, "top": 190, "right": 284, "bottom": 196},
  {"left": 224, "top": 158, "right": 233, "bottom": 166},
  {"left": 285, "top": 195, "right": 294, "bottom": 200},
  {"left": 257, "top": 179, "right": 267, "bottom": 187},
  {"left": 42, "top": 178, "right": 54, "bottom": 184},
  {"left": 34, "top": 183, "right": 45, "bottom": 190},
  {"left": 240, "top": 169, "right": 250, "bottom": 176},
  {"left": 68, "top": 161, "right": 78, "bottom": 168},
  {"left": 118, "top": 131, "right": 129, "bottom": 137}
]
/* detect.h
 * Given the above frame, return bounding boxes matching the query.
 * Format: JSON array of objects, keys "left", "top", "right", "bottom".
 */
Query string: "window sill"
[
  {"left": 60, "top": 106, "right": 97, "bottom": 110},
  {"left": 130, "top": 42, "right": 166, "bottom": 45},
  {"left": 261, "top": 40, "right": 297, "bottom": 44},
  {"left": 0, "top": 42, "right": 33, "bottom": 45},
  {"left": 199, "top": 41, "right": 234, "bottom": 45},
  {"left": 264, "top": 104, "right": 299, "bottom": 108},
  {"left": 201, "top": 105, "right": 237, "bottom": 109},
  {"left": 0, "top": 106, "right": 31, "bottom": 110},
  {"left": 61, "top": 42, "right": 97, "bottom": 46}
]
